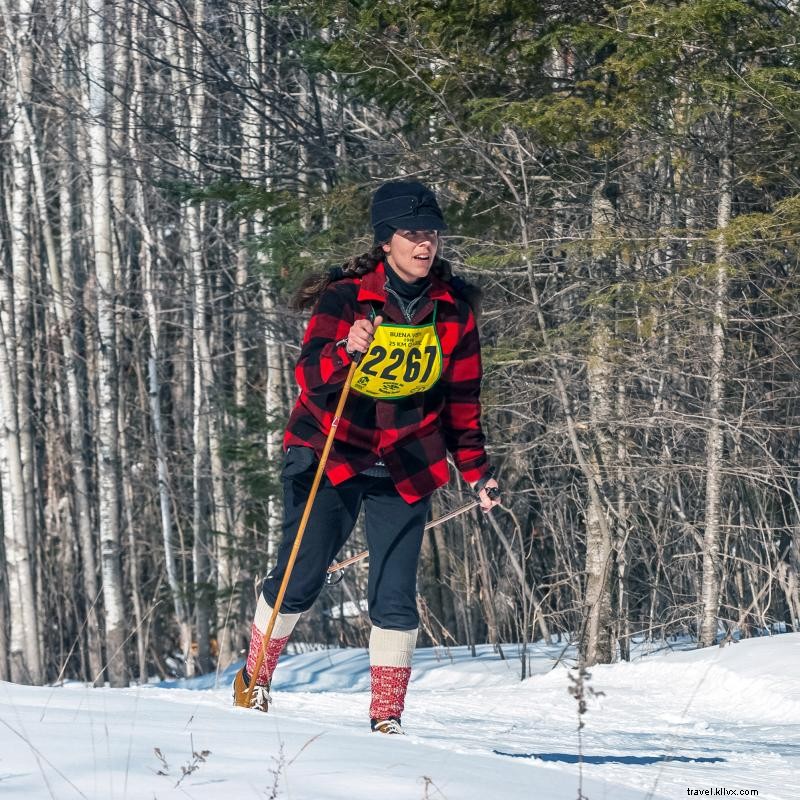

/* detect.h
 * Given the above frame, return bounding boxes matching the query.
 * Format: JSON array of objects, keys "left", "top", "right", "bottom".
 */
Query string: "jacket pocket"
[{"left": 281, "top": 445, "right": 316, "bottom": 478}]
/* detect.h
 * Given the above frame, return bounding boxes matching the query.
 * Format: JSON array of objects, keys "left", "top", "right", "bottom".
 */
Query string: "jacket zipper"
[{"left": 384, "top": 285, "right": 427, "bottom": 323}]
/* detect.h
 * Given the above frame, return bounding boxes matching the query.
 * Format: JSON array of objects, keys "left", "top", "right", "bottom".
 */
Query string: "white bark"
[
  {"left": 6, "top": 0, "right": 36, "bottom": 574},
  {"left": 0, "top": 291, "right": 42, "bottom": 684},
  {"left": 191, "top": 290, "right": 212, "bottom": 672},
  {"left": 262, "top": 288, "right": 284, "bottom": 556},
  {"left": 86, "top": 0, "right": 128, "bottom": 686},
  {"left": 699, "top": 111, "right": 734, "bottom": 647},
  {"left": 583, "top": 182, "right": 616, "bottom": 666},
  {"left": 235, "top": 1, "right": 260, "bottom": 591},
  {"left": 0, "top": 0, "right": 43, "bottom": 684},
  {"left": 190, "top": 200, "right": 235, "bottom": 668}
]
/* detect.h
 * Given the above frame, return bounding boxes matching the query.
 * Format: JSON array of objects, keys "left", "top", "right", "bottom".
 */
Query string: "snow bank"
[{"left": 1, "top": 634, "right": 798, "bottom": 799}]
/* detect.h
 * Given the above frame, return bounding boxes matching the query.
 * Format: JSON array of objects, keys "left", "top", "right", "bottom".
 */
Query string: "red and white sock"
[
  {"left": 369, "top": 626, "right": 417, "bottom": 721},
  {"left": 245, "top": 596, "right": 300, "bottom": 686}
]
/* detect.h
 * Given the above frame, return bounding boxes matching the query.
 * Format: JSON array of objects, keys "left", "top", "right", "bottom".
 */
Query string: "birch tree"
[
  {"left": 0, "top": 0, "right": 43, "bottom": 684},
  {"left": 86, "top": 0, "right": 128, "bottom": 686},
  {"left": 699, "top": 108, "right": 734, "bottom": 647},
  {"left": 583, "top": 181, "right": 618, "bottom": 665}
]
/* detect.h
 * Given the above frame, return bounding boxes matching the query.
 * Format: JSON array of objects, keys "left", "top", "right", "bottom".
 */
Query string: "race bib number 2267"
[{"left": 352, "top": 322, "right": 442, "bottom": 399}]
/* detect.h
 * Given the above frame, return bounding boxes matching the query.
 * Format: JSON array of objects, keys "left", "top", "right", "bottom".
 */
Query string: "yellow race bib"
[{"left": 352, "top": 306, "right": 442, "bottom": 399}]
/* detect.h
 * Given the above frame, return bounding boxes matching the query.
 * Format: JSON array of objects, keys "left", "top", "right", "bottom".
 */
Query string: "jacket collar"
[{"left": 357, "top": 261, "right": 456, "bottom": 306}]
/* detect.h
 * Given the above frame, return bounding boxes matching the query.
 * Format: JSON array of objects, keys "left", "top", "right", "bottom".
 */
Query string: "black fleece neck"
[{"left": 384, "top": 261, "right": 430, "bottom": 301}]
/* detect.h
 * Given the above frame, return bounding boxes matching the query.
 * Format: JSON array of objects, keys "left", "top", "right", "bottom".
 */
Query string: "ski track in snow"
[{"left": 0, "top": 635, "right": 799, "bottom": 799}]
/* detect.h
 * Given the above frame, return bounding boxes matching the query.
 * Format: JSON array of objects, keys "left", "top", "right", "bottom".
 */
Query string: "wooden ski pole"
[{"left": 244, "top": 358, "right": 359, "bottom": 707}]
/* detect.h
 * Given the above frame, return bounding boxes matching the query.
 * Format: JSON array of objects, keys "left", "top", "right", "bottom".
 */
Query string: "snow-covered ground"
[{"left": 2, "top": 634, "right": 799, "bottom": 800}]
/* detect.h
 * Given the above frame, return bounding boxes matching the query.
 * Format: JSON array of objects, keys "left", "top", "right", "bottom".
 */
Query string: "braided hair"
[{"left": 290, "top": 245, "right": 482, "bottom": 321}]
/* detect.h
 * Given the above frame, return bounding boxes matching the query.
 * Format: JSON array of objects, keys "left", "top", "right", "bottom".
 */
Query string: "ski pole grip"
[{"left": 473, "top": 469, "right": 495, "bottom": 497}]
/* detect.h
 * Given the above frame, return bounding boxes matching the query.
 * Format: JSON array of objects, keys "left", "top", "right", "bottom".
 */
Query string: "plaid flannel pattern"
[{"left": 283, "top": 262, "right": 490, "bottom": 503}]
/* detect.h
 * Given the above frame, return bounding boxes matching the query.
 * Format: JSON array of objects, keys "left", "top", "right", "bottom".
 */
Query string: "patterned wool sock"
[
  {"left": 245, "top": 595, "right": 301, "bottom": 686},
  {"left": 369, "top": 626, "right": 418, "bottom": 721}
]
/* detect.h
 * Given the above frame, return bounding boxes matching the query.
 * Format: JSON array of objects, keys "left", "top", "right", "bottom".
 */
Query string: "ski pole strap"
[{"left": 473, "top": 469, "right": 496, "bottom": 497}]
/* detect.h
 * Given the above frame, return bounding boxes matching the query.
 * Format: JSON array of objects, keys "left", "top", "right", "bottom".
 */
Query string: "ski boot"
[
  {"left": 232, "top": 667, "right": 271, "bottom": 712},
  {"left": 371, "top": 716, "right": 404, "bottom": 735}
]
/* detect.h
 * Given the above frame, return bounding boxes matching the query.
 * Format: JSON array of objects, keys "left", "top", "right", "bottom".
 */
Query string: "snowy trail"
[
  {"left": 264, "top": 638, "right": 800, "bottom": 800},
  {"left": 1, "top": 635, "right": 799, "bottom": 799}
]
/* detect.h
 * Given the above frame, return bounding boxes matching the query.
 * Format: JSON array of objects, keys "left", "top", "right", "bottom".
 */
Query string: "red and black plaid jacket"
[{"left": 283, "top": 261, "right": 490, "bottom": 503}]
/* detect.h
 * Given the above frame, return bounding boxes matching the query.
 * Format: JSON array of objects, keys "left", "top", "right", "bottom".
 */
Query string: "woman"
[{"left": 233, "top": 180, "right": 500, "bottom": 734}]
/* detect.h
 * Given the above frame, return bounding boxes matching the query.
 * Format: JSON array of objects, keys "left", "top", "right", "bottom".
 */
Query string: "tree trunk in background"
[
  {"left": 0, "top": 542, "right": 8, "bottom": 681},
  {"left": 146, "top": 287, "right": 193, "bottom": 671},
  {"left": 582, "top": 182, "right": 617, "bottom": 666},
  {"left": 0, "top": 0, "right": 43, "bottom": 684},
  {"left": 0, "top": 300, "right": 43, "bottom": 684},
  {"left": 7, "top": 0, "right": 37, "bottom": 621},
  {"left": 191, "top": 284, "right": 213, "bottom": 673},
  {"left": 699, "top": 110, "right": 734, "bottom": 647},
  {"left": 237, "top": 0, "right": 264, "bottom": 589},
  {"left": 188, "top": 199, "right": 214, "bottom": 667},
  {"left": 86, "top": 0, "right": 128, "bottom": 686},
  {"left": 262, "top": 288, "right": 285, "bottom": 558},
  {"left": 254, "top": 18, "right": 284, "bottom": 556}
]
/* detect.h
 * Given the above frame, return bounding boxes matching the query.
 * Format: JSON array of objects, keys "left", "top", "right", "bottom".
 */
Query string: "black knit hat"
[{"left": 371, "top": 181, "right": 447, "bottom": 244}]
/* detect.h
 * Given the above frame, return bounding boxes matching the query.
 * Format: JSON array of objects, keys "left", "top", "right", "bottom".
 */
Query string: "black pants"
[{"left": 261, "top": 447, "right": 432, "bottom": 630}]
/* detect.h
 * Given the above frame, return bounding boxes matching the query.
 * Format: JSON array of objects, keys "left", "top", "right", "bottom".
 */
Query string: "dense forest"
[{"left": 0, "top": 0, "right": 798, "bottom": 686}]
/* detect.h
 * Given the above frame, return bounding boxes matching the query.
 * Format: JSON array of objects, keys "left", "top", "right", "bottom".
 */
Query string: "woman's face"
[{"left": 382, "top": 229, "right": 439, "bottom": 283}]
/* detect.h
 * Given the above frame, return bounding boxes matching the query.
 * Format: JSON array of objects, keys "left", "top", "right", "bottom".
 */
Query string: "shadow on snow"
[{"left": 493, "top": 751, "right": 726, "bottom": 765}]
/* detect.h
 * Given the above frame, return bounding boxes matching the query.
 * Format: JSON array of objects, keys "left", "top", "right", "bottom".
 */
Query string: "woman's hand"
[
  {"left": 346, "top": 315, "right": 384, "bottom": 356},
  {"left": 474, "top": 477, "right": 500, "bottom": 512}
]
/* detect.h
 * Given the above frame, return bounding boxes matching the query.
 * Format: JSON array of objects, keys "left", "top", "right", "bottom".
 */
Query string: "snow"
[
  {"left": 323, "top": 599, "right": 369, "bottom": 619},
  {"left": 2, "top": 634, "right": 799, "bottom": 800}
]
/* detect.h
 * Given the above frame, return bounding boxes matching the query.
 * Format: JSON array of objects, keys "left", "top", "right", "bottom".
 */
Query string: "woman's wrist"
[
  {"left": 472, "top": 468, "right": 495, "bottom": 496},
  {"left": 335, "top": 337, "right": 355, "bottom": 360}
]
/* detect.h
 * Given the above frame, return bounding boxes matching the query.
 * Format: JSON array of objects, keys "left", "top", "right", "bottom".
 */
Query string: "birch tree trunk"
[
  {"left": 582, "top": 181, "right": 617, "bottom": 666},
  {"left": 0, "top": 293, "right": 43, "bottom": 683},
  {"left": 0, "top": 538, "right": 8, "bottom": 681},
  {"left": 699, "top": 110, "right": 734, "bottom": 647},
  {"left": 7, "top": 0, "right": 36, "bottom": 595},
  {"left": 235, "top": 2, "right": 260, "bottom": 592},
  {"left": 86, "top": 0, "right": 128, "bottom": 686},
  {"left": 259, "top": 109, "right": 286, "bottom": 545},
  {"left": 241, "top": 4, "right": 283, "bottom": 553},
  {"left": 0, "top": 0, "right": 43, "bottom": 684}
]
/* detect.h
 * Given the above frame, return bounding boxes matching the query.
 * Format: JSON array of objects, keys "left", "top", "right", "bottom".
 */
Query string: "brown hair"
[{"left": 290, "top": 245, "right": 483, "bottom": 321}]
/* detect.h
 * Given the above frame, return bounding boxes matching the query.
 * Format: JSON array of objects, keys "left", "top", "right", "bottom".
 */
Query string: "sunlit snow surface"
[{"left": 2, "top": 635, "right": 799, "bottom": 799}]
